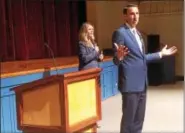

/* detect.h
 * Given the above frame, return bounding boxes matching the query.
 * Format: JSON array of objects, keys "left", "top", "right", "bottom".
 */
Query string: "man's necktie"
[{"left": 133, "top": 29, "right": 144, "bottom": 53}]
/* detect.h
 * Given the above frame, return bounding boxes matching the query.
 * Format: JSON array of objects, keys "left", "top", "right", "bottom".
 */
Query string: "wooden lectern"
[{"left": 11, "top": 68, "right": 102, "bottom": 133}]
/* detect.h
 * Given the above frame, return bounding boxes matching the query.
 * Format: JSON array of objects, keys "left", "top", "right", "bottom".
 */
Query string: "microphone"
[{"left": 44, "top": 42, "right": 59, "bottom": 75}]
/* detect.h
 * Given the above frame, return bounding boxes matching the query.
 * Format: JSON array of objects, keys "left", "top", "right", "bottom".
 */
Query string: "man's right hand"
[{"left": 114, "top": 43, "right": 129, "bottom": 60}]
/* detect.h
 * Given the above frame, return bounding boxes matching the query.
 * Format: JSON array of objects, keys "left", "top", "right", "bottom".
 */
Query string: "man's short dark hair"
[{"left": 123, "top": 4, "right": 138, "bottom": 15}]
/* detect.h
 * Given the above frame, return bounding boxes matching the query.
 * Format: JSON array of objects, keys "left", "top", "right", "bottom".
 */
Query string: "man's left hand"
[{"left": 160, "top": 45, "right": 177, "bottom": 57}]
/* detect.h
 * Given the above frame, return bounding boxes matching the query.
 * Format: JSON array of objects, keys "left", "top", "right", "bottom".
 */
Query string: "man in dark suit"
[{"left": 112, "top": 4, "right": 177, "bottom": 133}]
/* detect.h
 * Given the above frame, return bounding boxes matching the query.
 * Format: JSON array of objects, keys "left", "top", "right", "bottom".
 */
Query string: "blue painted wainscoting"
[{"left": 1, "top": 60, "right": 118, "bottom": 133}]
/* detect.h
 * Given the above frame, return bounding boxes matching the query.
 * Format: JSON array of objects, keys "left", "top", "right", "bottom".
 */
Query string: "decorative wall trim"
[{"left": 139, "top": 1, "right": 183, "bottom": 15}]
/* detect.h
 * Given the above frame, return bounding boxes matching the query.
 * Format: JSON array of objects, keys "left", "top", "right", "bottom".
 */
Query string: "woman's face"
[{"left": 86, "top": 25, "right": 94, "bottom": 39}]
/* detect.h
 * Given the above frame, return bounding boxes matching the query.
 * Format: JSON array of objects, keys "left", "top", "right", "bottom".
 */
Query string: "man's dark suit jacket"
[{"left": 112, "top": 24, "right": 161, "bottom": 93}]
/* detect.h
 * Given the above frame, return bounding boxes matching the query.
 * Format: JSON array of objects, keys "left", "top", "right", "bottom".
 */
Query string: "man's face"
[{"left": 124, "top": 7, "right": 139, "bottom": 27}]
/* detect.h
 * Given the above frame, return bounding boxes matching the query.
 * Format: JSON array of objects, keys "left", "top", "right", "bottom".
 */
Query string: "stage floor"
[{"left": 97, "top": 81, "right": 183, "bottom": 133}]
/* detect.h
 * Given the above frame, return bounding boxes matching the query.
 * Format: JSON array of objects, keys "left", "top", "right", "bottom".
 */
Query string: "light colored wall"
[
  {"left": 138, "top": 14, "right": 183, "bottom": 76},
  {"left": 86, "top": 1, "right": 184, "bottom": 76},
  {"left": 86, "top": 1, "right": 128, "bottom": 49}
]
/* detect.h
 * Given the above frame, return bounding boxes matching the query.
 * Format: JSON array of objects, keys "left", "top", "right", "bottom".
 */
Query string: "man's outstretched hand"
[
  {"left": 160, "top": 45, "right": 177, "bottom": 57},
  {"left": 114, "top": 43, "right": 129, "bottom": 60}
]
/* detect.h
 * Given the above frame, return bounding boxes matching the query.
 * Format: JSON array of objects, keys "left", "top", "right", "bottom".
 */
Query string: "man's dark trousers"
[{"left": 120, "top": 91, "right": 146, "bottom": 133}]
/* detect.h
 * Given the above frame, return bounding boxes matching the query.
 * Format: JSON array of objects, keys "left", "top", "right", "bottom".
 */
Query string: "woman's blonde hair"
[{"left": 79, "top": 22, "right": 96, "bottom": 47}]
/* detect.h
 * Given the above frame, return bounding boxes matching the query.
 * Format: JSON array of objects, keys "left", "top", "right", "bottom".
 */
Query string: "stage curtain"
[
  {"left": 0, "top": 0, "right": 81, "bottom": 62},
  {"left": 0, "top": 0, "right": 7, "bottom": 61}
]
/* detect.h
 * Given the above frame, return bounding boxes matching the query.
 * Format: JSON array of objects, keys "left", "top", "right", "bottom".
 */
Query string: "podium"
[{"left": 11, "top": 68, "right": 102, "bottom": 133}]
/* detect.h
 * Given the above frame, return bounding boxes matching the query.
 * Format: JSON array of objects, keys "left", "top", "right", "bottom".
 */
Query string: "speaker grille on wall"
[
  {"left": 147, "top": 34, "right": 160, "bottom": 53},
  {"left": 147, "top": 34, "right": 163, "bottom": 86},
  {"left": 147, "top": 34, "right": 176, "bottom": 86}
]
